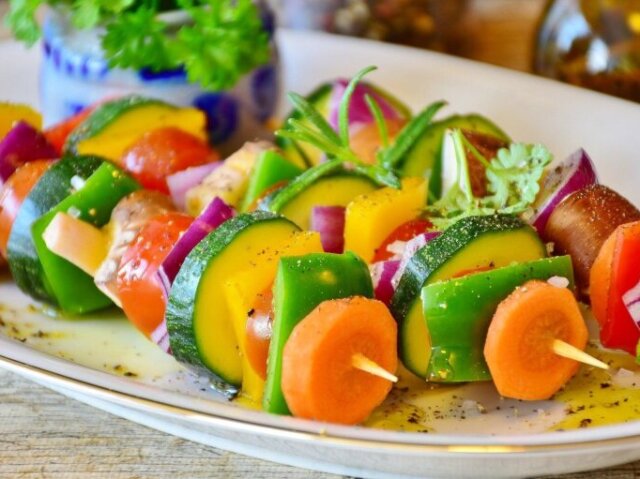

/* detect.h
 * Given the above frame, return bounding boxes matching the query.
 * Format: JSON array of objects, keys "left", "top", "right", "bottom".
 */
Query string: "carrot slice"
[
  {"left": 0, "top": 159, "right": 53, "bottom": 257},
  {"left": 483, "top": 280, "right": 588, "bottom": 401},
  {"left": 281, "top": 296, "right": 397, "bottom": 425}
]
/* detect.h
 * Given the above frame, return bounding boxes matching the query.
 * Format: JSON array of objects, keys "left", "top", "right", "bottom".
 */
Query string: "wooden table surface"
[{"left": 2, "top": 0, "right": 640, "bottom": 477}]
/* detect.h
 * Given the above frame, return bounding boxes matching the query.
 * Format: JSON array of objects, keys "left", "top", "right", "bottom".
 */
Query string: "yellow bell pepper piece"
[
  {"left": 186, "top": 141, "right": 271, "bottom": 215},
  {"left": 224, "top": 231, "right": 323, "bottom": 407},
  {"left": 42, "top": 212, "right": 108, "bottom": 277},
  {"left": 343, "top": 177, "right": 427, "bottom": 263},
  {"left": 76, "top": 105, "right": 207, "bottom": 162},
  {"left": 0, "top": 103, "right": 41, "bottom": 140}
]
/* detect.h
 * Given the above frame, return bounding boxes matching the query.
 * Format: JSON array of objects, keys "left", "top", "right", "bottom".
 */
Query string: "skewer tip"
[
  {"left": 352, "top": 353, "right": 398, "bottom": 383},
  {"left": 552, "top": 339, "right": 610, "bottom": 370}
]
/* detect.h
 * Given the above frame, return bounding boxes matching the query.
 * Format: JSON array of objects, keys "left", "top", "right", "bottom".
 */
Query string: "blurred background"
[{"left": 2, "top": 0, "right": 639, "bottom": 102}]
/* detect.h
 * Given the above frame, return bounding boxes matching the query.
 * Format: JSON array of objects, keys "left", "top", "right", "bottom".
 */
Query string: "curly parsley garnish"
[
  {"left": 427, "top": 129, "right": 552, "bottom": 228},
  {"left": 5, "top": 0, "right": 270, "bottom": 91}
]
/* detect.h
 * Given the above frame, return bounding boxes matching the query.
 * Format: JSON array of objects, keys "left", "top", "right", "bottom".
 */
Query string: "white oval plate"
[{"left": 2, "top": 30, "right": 640, "bottom": 479}]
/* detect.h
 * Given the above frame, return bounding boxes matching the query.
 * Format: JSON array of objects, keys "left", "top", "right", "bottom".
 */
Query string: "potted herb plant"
[{"left": 4, "top": 0, "right": 278, "bottom": 150}]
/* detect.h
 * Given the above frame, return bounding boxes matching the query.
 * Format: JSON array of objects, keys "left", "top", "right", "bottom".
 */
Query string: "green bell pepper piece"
[
  {"left": 32, "top": 162, "right": 140, "bottom": 314},
  {"left": 263, "top": 252, "right": 374, "bottom": 415},
  {"left": 241, "top": 151, "right": 304, "bottom": 211},
  {"left": 421, "top": 256, "right": 575, "bottom": 383}
]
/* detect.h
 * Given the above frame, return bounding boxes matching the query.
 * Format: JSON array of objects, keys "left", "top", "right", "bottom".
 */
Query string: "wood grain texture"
[{"left": 2, "top": 0, "right": 640, "bottom": 477}]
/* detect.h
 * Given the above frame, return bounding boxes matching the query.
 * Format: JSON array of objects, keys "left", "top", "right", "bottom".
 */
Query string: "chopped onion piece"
[
  {"left": 153, "top": 197, "right": 234, "bottom": 352},
  {"left": 392, "top": 231, "right": 442, "bottom": 286},
  {"left": 167, "top": 162, "right": 221, "bottom": 211},
  {"left": 150, "top": 319, "right": 171, "bottom": 355},
  {"left": 328, "top": 80, "right": 403, "bottom": 130},
  {"left": 0, "top": 121, "right": 57, "bottom": 183},
  {"left": 310, "top": 206, "right": 345, "bottom": 254},
  {"left": 158, "top": 196, "right": 234, "bottom": 295},
  {"left": 623, "top": 279, "right": 640, "bottom": 326},
  {"left": 531, "top": 148, "right": 598, "bottom": 235},
  {"left": 547, "top": 276, "right": 570, "bottom": 289},
  {"left": 370, "top": 260, "right": 400, "bottom": 306}
]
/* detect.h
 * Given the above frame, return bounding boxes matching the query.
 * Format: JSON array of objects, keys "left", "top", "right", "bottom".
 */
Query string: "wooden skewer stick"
[
  {"left": 352, "top": 353, "right": 398, "bottom": 382},
  {"left": 552, "top": 339, "right": 609, "bottom": 370}
]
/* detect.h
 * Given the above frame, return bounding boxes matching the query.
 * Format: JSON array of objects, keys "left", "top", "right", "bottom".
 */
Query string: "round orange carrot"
[
  {"left": 484, "top": 280, "right": 588, "bottom": 401},
  {"left": 281, "top": 296, "right": 397, "bottom": 425}
]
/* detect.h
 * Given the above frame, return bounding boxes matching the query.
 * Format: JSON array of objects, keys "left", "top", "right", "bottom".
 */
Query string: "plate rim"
[{"left": 3, "top": 332, "right": 640, "bottom": 452}]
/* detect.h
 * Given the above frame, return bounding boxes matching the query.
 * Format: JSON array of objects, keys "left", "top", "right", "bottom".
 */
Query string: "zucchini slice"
[
  {"left": 166, "top": 211, "right": 300, "bottom": 397},
  {"left": 65, "top": 96, "right": 206, "bottom": 161},
  {"left": 262, "top": 161, "right": 378, "bottom": 230},
  {"left": 390, "top": 214, "right": 547, "bottom": 378},
  {"left": 7, "top": 155, "right": 103, "bottom": 302}
]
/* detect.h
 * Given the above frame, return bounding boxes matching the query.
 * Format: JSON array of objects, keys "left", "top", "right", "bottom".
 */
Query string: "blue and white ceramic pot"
[{"left": 40, "top": 5, "right": 280, "bottom": 153}]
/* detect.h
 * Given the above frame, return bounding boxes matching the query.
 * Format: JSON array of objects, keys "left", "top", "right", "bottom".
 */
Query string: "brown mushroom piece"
[
  {"left": 544, "top": 184, "right": 640, "bottom": 297},
  {"left": 94, "top": 190, "right": 175, "bottom": 306}
]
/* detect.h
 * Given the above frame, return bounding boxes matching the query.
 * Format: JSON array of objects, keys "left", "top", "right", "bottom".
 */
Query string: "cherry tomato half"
[
  {"left": 0, "top": 160, "right": 53, "bottom": 257},
  {"left": 121, "top": 127, "right": 219, "bottom": 194},
  {"left": 116, "top": 212, "right": 193, "bottom": 337},
  {"left": 44, "top": 106, "right": 95, "bottom": 156},
  {"left": 372, "top": 218, "right": 432, "bottom": 263}
]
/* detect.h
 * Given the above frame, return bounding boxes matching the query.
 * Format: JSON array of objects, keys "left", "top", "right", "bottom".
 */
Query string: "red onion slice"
[
  {"left": 153, "top": 197, "right": 234, "bottom": 353},
  {"left": 623, "top": 279, "right": 640, "bottom": 327},
  {"left": 150, "top": 319, "right": 171, "bottom": 354},
  {"left": 158, "top": 197, "right": 235, "bottom": 294},
  {"left": 530, "top": 148, "right": 598, "bottom": 235},
  {"left": 328, "top": 80, "right": 403, "bottom": 130},
  {"left": 0, "top": 121, "right": 57, "bottom": 183},
  {"left": 370, "top": 260, "right": 400, "bottom": 306},
  {"left": 167, "top": 162, "right": 221, "bottom": 211},
  {"left": 310, "top": 205, "right": 346, "bottom": 253},
  {"left": 393, "top": 231, "right": 442, "bottom": 284}
]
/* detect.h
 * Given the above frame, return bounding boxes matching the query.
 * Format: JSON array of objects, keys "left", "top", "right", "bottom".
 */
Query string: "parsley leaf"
[
  {"left": 6, "top": 0, "right": 271, "bottom": 91},
  {"left": 427, "top": 129, "right": 553, "bottom": 228},
  {"left": 4, "top": 0, "right": 44, "bottom": 45},
  {"left": 174, "top": 0, "right": 270, "bottom": 90},
  {"left": 102, "top": 9, "right": 176, "bottom": 72},
  {"left": 486, "top": 143, "right": 552, "bottom": 213}
]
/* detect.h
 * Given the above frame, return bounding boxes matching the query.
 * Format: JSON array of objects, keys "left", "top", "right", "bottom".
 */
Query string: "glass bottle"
[{"left": 534, "top": 0, "right": 640, "bottom": 102}]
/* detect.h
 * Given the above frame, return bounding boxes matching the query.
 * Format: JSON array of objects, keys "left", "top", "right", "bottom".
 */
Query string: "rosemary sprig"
[{"left": 276, "top": 66, "right": 401, "bottom": 189}]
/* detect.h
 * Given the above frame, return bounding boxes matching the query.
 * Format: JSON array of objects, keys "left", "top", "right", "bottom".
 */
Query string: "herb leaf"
[
  {"left": 4, "top": 0, "right": 44, "bottom": 46},
  {"left": 486, "top": 143, "right": 552, "bottom": 212},
  {"left": 275, "top": 65, "right": 402, "bottom": 189},
  {"left": 380, "top": 100, "right": 446, "bottom": 170},
  {"left": 6, "top": 0, "right": 271, "bottom": 91},
  {"left": 365, "top": 93, "right": 389, "bottom": 150},
  {"left": 426, "top": 130, "right": 553, "bottom": 228},
  {"left": 174, "top": 0, "right": 270, "bottom": 90},
  {"left": 102, "top": 9, "right": 176, "bottom": 72},
  {"left": 338, "top": 65, "right": 376, "bottom": 145}
]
